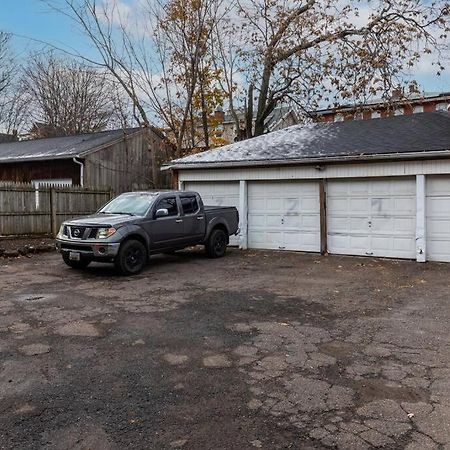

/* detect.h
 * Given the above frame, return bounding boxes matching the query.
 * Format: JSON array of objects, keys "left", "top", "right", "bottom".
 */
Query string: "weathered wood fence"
[{"left": 0, "top": 182, "right": 113, "bottom": 236}]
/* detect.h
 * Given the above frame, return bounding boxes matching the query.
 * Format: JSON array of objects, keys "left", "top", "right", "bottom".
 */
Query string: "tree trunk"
[
  {"left": 246, "top": 83, "right": 254, "bottom": 139},
  {"left": 199, "top": 72, "right": 210, "bottom": 150},
  {"left": 254, "top": 61, "right": 272, "bottom": 136}
]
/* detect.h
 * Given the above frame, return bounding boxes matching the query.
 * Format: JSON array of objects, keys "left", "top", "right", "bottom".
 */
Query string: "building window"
[
  {"left": 413, "top": 105, "right": 424, "bottom": 114},
  {"left": 394, "top": 107, "right": 404, "bottom": 116},
  {"left": 371, "top": 111, "right": 381, "bottom": 119},
  {"left": 334, "top": 114, "right": 344, "bottom": 122},
  {"left": 436, "top": 102, "right": 450, "bottom": 111}
]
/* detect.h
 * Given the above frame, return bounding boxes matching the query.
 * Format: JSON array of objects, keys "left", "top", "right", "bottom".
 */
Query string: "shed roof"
[
  {"left": 166, "top": 112, "right": 450, "bottom": 169},
  {"left": 0, "top": 128, "right": 143, "bottom": 163}
]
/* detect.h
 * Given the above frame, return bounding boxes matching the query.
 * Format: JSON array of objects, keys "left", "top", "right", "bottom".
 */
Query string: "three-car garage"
[{"left": 167, "top": 112, "right": 450, "bottom": 263}]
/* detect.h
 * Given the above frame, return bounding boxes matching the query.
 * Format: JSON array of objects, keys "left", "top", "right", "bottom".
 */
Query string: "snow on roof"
[
  {"left": 167, "top": 112, "right": 450, "bottom": 168},
  {"left": 177, "top": 122, "right": 327, "bottom": 164}
]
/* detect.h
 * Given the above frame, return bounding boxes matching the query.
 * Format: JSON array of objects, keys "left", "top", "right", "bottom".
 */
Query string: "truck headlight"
[
  {"left": 96, "top": 227, "right": 117, "bottom": 239},
  {"left": 57, "top": 224, "right": 67, "bottom": 238}
]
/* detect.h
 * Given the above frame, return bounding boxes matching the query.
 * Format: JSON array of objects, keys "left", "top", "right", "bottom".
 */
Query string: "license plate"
[{"left": 69, "top": 251, "right": 81, "bottom": 261}]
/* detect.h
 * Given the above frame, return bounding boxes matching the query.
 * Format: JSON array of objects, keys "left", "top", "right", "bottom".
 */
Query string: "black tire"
[
  {"left": 62, "top": 253, "right": 91, "bottom": 269},
  {"left": 206, "top": 228, "right": 228, "bottom": 258},
  {"left": 114, "top": 239, "right": 147, "bottom": 275}
]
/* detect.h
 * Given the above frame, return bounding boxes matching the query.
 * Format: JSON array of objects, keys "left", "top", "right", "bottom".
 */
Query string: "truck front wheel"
[
  {"left": 114, "top": 239, "right": 147, "bottom": 275},
  {"left": 206, "top": 229, "right": 228, "bottom": 258}
]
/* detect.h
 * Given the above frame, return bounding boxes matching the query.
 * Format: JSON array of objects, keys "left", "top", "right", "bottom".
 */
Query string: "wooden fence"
[{"left": 0, "top": 182, "right": 113, "bottom": 236}]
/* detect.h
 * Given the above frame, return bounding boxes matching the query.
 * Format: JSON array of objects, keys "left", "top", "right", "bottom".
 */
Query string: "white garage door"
[
  {"left": 327, "top": 178, "right": 416, "bottom": 259},
  {"left": 247, "top": 181, "right": 320, "bottom": 252},
  {"left": 183, "top": 181, "right": 240, "bottom": 246},
  {"left": 427, "top": 176, "right": 450, "bottom": 262}
]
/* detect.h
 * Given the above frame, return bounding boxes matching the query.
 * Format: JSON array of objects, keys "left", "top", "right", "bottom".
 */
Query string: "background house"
[
  {"left": 311, "top": 91, "right": 450, "bottom": 123},
  {"left": 166, "top": 111, "right": 450, "bottom": 263},
  {"left": 0, "top": 127, "right": 171, "bottom": 193},
  {"left": 212, "top": 105, "right": 300, "bottom": 146}
]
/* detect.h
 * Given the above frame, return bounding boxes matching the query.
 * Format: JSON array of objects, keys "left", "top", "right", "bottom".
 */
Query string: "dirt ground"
[
  {"left": 0, "top": 237, "right": 54, "bottom": 253},
  {"left": 1, "top": 248, "right": 450, "bottom": 450}
]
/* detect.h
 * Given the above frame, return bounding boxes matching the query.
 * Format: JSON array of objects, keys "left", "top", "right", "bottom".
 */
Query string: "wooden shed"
[{"left": 0, "top": 127, "right": 171, "bottom": 193}]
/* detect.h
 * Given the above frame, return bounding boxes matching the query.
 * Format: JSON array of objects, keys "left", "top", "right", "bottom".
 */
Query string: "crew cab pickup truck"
[{"left": 55, "top": 191, "right": 239, "bottom": 275}]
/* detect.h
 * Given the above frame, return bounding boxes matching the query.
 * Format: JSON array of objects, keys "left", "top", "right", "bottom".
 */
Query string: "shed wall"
[
  {"left": 0, "top": 159, "right": 80, "bottom": 184},
  {"left": 84, "top": 129, "right": 171, "bottom": 193}
]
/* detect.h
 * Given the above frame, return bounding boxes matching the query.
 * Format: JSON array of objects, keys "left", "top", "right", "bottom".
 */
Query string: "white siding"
[{"left": 177, "top": 158, "right": 450, "bottom": 183}]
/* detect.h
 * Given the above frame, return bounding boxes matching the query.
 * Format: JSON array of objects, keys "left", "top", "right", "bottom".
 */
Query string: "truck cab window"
[
  {"left": 181, "top": 196, "right": 199, "bottom": 215},
  {"left": 155, "top": 197, "right": 178, "bottom": 217}
]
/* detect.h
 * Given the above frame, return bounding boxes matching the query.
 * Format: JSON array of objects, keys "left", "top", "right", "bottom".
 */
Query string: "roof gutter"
[
  {"left": 73, "top": 157, "right": 84, "bottom": 186},
  {"left": 162, "top": 148, "right": 450, "bottom": 171}
]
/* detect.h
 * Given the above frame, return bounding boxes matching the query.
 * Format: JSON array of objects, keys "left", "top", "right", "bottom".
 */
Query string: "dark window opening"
[
  {"left": 181, "top": 196, "right": 199, "bottom": 215},
  {"left": 155, "top": 197, "right": 178, "bottom": 217}
]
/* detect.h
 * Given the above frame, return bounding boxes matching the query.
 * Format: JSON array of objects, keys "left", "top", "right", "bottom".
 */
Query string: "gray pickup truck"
[{"left": 55, "top": 191, "right": 239, "bottom": 275}]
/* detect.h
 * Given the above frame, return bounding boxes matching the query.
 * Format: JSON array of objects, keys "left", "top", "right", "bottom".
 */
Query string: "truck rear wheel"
[
  {"left": 206, "top": 229, "right": 228, "bottom": 258},
  {"left": 114, "top": 239, "right": 147, "bottom": 275}
]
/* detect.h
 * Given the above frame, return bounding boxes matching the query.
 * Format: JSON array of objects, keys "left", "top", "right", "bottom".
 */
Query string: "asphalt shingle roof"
[
  {"left": 168, "top": 112, "right": 450, "bottom": 168},
  {"left": 0, "top": 128, "right": 141, "bottom": 163}
]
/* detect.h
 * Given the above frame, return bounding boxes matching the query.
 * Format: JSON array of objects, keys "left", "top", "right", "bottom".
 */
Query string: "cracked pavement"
[{"left": 1, "top": 249, "right": 450, "bottom": 449}]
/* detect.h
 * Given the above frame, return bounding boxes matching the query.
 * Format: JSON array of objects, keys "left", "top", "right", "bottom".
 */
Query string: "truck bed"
[{"left": 204, "top": 205, "right": 239, "bottom": 236}]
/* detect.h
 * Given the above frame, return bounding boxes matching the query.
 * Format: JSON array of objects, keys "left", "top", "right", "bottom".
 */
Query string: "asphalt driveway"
[{"left": 1, "top": 248, "right": 450, "bottom": 449}]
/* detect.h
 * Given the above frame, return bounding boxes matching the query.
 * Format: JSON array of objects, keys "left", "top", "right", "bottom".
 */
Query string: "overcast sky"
[{"left": 1, "top": 0, "right": 449, "bottom": 96}]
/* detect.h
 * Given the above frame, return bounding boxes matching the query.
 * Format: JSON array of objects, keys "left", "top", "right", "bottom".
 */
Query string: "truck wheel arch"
[
  {"left": 120, "top": 234, "right": 149, "bottom": 253},
  {"left": 207, "top": 222, "right": 230, "bottom": 243}
]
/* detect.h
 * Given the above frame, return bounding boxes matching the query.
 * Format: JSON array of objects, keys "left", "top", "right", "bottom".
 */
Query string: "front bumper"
[{"left": 55, "top": 238, "right": 121, "bottom": 258}]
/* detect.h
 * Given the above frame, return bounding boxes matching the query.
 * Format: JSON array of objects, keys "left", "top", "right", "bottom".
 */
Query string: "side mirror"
[{"left": 155, "top": 208, "right": 169, "bottom": 218}]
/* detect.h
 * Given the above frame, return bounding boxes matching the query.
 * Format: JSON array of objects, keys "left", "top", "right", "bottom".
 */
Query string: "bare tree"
[
  {"left": 23, "top": 53, "right": 129, "bottom": 137},
  {"left": 0, "top": 32, "right": 31, "bottom": 135},
  {"left": 45, "top": 0, "right": 227, "bottom": 153},
  {"left": 46, "top": 0, "right": 450, "bottom": 147},
  {"left": 0, "top": 31, "right": 13, "bottom": 96},
  {"left": 213, "top": 0, "right": 450, "bottom": 137}
]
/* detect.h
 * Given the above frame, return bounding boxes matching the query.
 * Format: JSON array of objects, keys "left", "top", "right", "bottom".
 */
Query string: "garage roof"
[
  {"left": 0, "top": 128, "right": 142, "bottom": 163},
  {"left": 166, "top": 112, "right": 450, "bottom": 169}
]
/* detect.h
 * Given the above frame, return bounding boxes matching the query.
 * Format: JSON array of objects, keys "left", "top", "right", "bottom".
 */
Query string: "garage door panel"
[
  {"left": 302, "top": 214, "right": 320, "bottom": 229},
  {"left": 428, "top": 219, "right": 450, "bottom": 235},
  {"left": 393, "top": 198, "right": 416, "bottom": 214},
  {"left": 427, "top": 197, "right": 450, "bottom": 216},
  {"left": 328, "top": 178, "right": 416, "bottom": 259},
  {"left": 350, "top": 198, "right": 370, "bottom": 211},
  {"left": 395, "top": 217, "right": 416, "bottom": 233},
  {"left": 248, "top": 181, "right": 320, "bottom": 252},
  {"left": 427, "top": 240, "right": 450, "bottom": 262},
  {"left": 427, "top": 176, "right": 450, "bottom": 262},
  {"left": 328, "top": 235, "right": 369, "bottom": 255}
]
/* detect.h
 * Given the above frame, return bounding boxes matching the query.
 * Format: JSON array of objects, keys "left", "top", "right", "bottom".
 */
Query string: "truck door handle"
[
  {"left": 176, "top": 219, "right": 183, "bottom": 223},
  {"left": 197, "top": 216, "right": 204, "bottom": 220}
]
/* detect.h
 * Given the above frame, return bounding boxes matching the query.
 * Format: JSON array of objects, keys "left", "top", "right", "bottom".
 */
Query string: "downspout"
[{"left": 73, "top": 157, "right": 84, "bottom": 186}]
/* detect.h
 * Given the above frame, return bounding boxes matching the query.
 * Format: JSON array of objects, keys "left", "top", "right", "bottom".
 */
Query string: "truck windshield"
[{"left": 99, "top": 193, "right": 157, "bottom": 216}]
